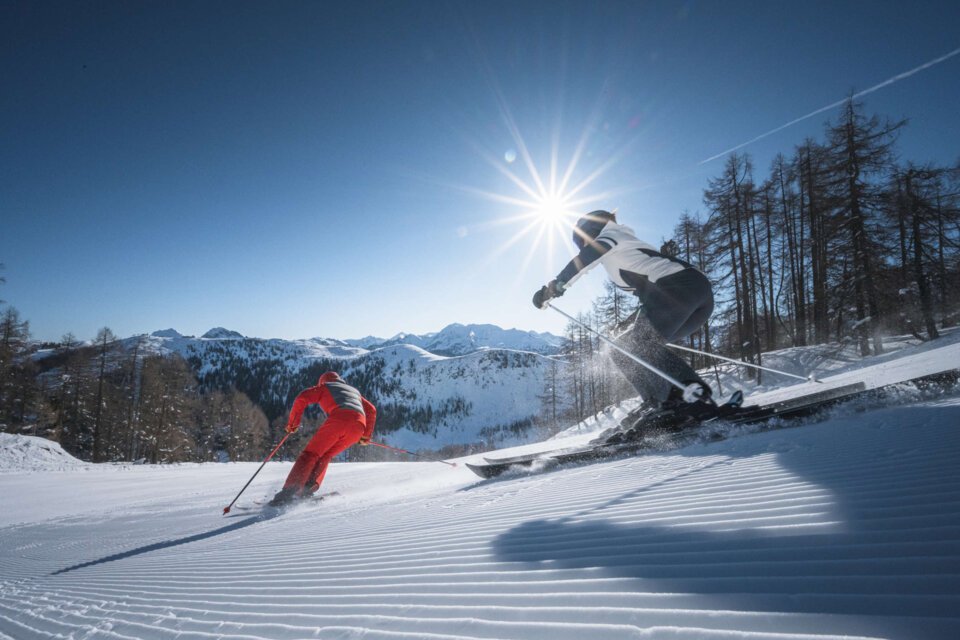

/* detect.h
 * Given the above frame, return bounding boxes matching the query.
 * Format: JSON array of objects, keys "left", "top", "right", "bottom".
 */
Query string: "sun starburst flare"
[
  {"left": 452, "top": 132, "right": 610, "bottom": 273},
  {"left": 438, "top": 69, "right": 645, "bottom": 285},
  {"left": 462, "top": 161, "right": 621, "bottom": 284}
]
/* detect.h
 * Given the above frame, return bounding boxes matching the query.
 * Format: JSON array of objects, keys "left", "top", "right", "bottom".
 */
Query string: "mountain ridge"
[
  {"left": 149, "top": 322, "right": 563, "bottom": 357},
  {"left": 129, "top": 323, "right": 568, "bottom": 451}
]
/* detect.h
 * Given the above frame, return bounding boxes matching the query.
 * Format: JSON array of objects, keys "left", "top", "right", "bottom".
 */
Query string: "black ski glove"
[{"left": 532, "top": 279, "right": 565, "bottom": 309}]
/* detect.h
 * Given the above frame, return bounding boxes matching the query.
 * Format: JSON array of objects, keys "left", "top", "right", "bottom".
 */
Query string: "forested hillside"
[{"left": 0, "top": 319, "right": 567, "bottom": 464}]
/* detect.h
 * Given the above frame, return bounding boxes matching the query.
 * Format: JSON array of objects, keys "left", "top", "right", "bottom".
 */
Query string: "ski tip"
[{"left": 464, "top": 461, "right": 505, "bottom": 479}]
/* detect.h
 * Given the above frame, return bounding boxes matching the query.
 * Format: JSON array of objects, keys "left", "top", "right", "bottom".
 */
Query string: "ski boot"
[
  {"left": 660, "top": 382, "right": 719, "bottom": 422},
  {"left": 268, "top": 486, "right": 298, "bottom": 507},
  {"left": 716, "top": 389, "right": 745, "bottom": 416}
]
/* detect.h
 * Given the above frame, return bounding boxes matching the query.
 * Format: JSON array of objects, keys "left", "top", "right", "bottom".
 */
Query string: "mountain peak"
[
  {"left": 201, "top": 327, "right": 245, "bottom": 340},
  {"left": 151, "top": 329, "right": 184, "bottom": 339}
]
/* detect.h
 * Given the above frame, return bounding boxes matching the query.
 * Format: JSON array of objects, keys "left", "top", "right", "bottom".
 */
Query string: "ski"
[
  {"left": 465, "top": 371, "right": 956, "bottom": 480},
  {"left": 235, "top": 491, "right": 341, "bottom": 511}
]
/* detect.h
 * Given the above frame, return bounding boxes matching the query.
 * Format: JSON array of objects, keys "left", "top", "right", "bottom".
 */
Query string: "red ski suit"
[{"left": 281, "top": 375, "right": 376, "bottom": 493}]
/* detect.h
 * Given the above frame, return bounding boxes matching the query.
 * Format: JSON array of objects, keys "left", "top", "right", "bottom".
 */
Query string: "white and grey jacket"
[{"left": 557, "top": 221, "right": 699, "bottom": 294}]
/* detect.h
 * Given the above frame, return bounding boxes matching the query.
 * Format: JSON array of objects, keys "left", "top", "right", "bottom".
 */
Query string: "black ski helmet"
[{"left": 572, "top": 210, "right": 616, "bottom": 250}]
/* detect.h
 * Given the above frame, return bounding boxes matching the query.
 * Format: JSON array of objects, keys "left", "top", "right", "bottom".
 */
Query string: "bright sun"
[
  {"left": 457, "top": 154, "right": 612, "bottom": 281},
  {"left": 534, "top": 193, "right": 571, "bottom": 226}
]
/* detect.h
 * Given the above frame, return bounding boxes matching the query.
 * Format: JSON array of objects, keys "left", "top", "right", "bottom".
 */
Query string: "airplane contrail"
[{"left": 699, "top": 46, "right": 960, "bottom": 165}]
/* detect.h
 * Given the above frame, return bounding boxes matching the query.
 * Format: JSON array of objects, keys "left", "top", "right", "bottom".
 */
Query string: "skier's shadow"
[
  {"left": 490, "top": 405, "right": 960, "bottom": 638},
  {"left": 51, "top": 511, "right": 278, "bottom": 576}
]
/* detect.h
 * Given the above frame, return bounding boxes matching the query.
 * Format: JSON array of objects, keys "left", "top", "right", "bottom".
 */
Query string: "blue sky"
[{"left": 2, "top": 1, "right": 959, "bottom": 343}]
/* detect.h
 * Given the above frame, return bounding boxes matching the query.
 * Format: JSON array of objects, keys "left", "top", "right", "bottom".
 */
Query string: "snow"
[
  {"left": 2, "top": 338, "right": 960, "bottom": 638},
  {"left": 0, "top": 434, "right": 88, "bottom": 474},
  {"left": 488, "top": 329, "right": 960, "bottom": 462}
]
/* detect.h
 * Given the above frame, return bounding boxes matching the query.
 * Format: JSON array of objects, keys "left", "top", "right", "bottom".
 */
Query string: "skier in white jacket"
[{"left": 533, "top": 210, "right": 715, "bottom": 416}]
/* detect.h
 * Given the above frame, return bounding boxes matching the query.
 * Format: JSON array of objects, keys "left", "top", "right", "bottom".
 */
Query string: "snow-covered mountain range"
[
  {"left": 342, "top": 323, "right": 564, "bottom": 356},
  {"left": 129, "top": 324, "right": 566, "bottom": 450},
  {"left": 151, "top": 323, "right": 563, "bottom": 357}
]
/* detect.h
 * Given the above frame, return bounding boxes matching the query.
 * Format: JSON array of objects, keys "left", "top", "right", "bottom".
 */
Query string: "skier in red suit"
[{"left": 269, "top": 371, "right": 376, "bottom": 506}]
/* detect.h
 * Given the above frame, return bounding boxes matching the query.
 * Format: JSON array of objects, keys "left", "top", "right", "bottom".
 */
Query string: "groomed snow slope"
[{"left": 2, "top": 343, "right": 960, "bottom": 639}]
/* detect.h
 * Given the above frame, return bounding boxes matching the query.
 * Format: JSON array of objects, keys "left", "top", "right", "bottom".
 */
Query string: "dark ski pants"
[
  {"left": 282, "top": 417, "right": 365, "bottom": 494},
  {"left": 611, "top": 268, "right": 714, "bottom": 406}
]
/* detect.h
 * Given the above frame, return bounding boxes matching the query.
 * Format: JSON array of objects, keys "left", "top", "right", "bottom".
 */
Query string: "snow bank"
[
  {"left": 0, "top": 434, "right": 87, "bottom": 473},
  {"left": 710, "top": 327, "right": 960, "bottom": 395}
]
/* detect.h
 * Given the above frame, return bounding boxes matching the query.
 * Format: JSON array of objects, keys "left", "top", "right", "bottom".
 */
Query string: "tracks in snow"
[{"left": 2, "top": 402, "right": 960, "bottom": 639}]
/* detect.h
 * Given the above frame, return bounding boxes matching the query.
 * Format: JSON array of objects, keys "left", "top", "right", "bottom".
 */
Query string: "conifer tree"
[{"left": 824, "top": 98, "right": 904, "bottom": 355}]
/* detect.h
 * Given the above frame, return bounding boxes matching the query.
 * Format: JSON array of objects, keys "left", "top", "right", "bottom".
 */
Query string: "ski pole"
[
  {"left": 367, "top": 440, "right": 458, "bottom": 467},
  {"left": 665, "top": 341, "right": 820, "bottom": 383},
  {"left": 223, "top": 433, "right": 292, "bottom": 514},
  {"left": 547, "top": 302, "right": 706, "bottom": 402}
]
